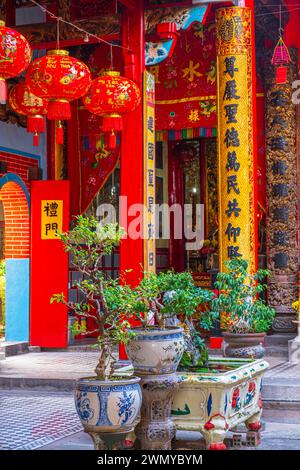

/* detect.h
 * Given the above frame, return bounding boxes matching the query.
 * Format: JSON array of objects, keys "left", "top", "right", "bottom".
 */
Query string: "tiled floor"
[{"left": 0, "top": 390, "right": 81, "bottom": 450}]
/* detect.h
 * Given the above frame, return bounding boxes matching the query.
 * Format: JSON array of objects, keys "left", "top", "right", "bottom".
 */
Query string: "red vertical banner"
[{"left": 30, "top": 181, "right": 70, "bottom": 348}]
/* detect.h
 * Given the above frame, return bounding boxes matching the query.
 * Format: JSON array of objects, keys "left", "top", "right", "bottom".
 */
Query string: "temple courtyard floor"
[{"left": 0, "top": 346, "right": 300, "bottom": 450}]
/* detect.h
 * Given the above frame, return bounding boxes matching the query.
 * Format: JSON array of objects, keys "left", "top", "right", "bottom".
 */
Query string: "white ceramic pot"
[
  {"left": 126, "top": 327, "right": 185, "bottom": 375},
  {"left": 74, "top": 375, "right": 142, "bottom": 434}
]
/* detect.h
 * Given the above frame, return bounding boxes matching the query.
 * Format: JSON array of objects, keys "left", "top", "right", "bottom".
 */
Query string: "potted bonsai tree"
[
  {"left": 51, "top": 215, "right": 142, "bottom": 450},
  {"left": 126, "top": 270, "right": 215, "bottom": 375},
  {"left": 210, "top": 258, "right": 275, "bottom": 358},
  {"left": 125, "top": 270, "right": 215, "bottom": 450}
]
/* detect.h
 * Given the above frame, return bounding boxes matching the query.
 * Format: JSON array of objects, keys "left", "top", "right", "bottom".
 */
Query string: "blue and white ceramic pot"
[
  {"left": 74, "top": 376, "right": 142, "bottom": 435},
  {"left": 126, "top": 327, "right": 185, "bottom": 375}
]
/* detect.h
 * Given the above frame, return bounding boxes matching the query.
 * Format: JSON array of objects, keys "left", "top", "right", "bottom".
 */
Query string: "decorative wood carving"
[{"left": 265, "top": 57, "right": 299, "bottom": 330}]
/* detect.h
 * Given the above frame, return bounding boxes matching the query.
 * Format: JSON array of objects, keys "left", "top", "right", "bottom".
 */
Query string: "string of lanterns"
[{"left": 0, "top": 1, "right": 141, "bottom": 148}]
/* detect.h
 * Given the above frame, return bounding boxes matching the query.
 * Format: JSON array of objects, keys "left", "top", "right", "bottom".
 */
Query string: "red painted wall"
[{"left": 30, "top": 180, "right": 70, "bottom": 348}]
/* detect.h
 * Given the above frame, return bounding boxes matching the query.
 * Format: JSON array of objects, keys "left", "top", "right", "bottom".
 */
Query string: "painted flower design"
[
  {"left": 117, "top": 391, "right": 136, "bottom": 425},
  {"left": 76, "top": 392, "right": 94, "bottom": 423}
]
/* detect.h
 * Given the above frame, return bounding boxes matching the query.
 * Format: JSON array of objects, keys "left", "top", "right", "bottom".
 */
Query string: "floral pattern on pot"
[
  {"left": 231, "top": 387, "right": 241, "bottom": 412},
  {"left": 126, "top": 328, "right": 185, "bottom": 375},
  {"left": 74, "top": 377, "right": 142, "bottom": 433},
  {"left": 244, "top": 381, "right": 256, "bottom": 407},
  {"left": 76, "top": 391, "right": 94, "bottom": 424}
]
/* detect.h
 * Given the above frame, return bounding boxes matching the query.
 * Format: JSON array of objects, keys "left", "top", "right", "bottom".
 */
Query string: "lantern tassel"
[
  {"left": 33, "top": 132, "right": 39, "bottom": 147},
  {"left": 27, "top": 115, "right": 45, "bottom": 133},
  {"left": 108, "top": 130, "right": 117, "bottom": 149},
  {"left": 102, "top": 115, "right": 123, "bottom": 133},
  {"left": 48, "top": 100, "right": 71, "bottom": 121},
  {"left": 0, "top": 79, "right": 7, "bottom": 105},
  {"left": 56, "top": 122, "right": 64, "bottom": 145}
]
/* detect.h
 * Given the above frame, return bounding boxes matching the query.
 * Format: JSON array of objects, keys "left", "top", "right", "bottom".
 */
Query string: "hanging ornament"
[
  {"left": 25, "top": 49, "right": 91, "bottom": 143},
  {"left": 0, "top": 20, "right": 32, "bottom": 104},
  {"left": 9, "top": 82, "right": 48, "bottom": 146},
  {"left": 83, "top": 70, "right": 141, "bottom": 149},
  {"left": 272, "top": 37, "right": 292, "bottom": 84},
  {"left": 271, "top": 6, "right": 292, "bottom": 85}
]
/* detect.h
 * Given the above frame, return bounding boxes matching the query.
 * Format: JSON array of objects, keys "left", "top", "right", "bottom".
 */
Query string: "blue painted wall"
[
  {"left": 5, "top": 259, "right": 30, "bottom": 342},
  {"left": 0, "top": 121, "right": 47, "bottom": 178}
]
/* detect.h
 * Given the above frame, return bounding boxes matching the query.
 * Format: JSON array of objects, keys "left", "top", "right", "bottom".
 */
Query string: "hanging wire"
[
  {"left": 279, "top": 4, "right": 283, "bottom": 35},
  {"left": 110, "top": 44, "right": 113, "bottom": 70},
  {"left": 56, "top": 16, "right": 61, "bottom": 50}
]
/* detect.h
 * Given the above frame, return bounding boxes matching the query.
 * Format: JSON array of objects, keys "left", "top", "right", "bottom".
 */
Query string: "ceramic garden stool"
[
  {"left": 135, "top": 373, "right": 181, "bottom": 450},
  {"left": 171, "top": 358, "right": 268, "bottom": 450}
]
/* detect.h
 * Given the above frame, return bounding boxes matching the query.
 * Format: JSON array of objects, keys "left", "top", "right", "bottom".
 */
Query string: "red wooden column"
[
  {"left": 168, "top": 142, "right": 185, "bottom": 272},
  {"left": 120, "top": 0, "right": 145, "bottom": 285},
  {"left": 119, "top": 1, "right": 145, "bottom": 359}
]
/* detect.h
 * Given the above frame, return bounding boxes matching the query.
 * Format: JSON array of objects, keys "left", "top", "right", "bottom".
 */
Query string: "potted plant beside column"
[
  {"left": 211, "top": 258, "right": 276, "bottom": 358},
  {"left": 126, "top": 271, "right": 214, "bottom": 450},
  {"left": 51, "top": 215, "right": 142, "bottom": 450}
]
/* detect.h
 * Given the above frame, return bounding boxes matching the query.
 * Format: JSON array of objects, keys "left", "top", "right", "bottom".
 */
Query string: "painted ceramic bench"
[{"left": 171, "top": 357, "right": 269, "bottom": 450}]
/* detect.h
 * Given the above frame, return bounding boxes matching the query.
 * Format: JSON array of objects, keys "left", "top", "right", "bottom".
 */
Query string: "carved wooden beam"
[{"left": 15, "top": 14, "right": 120, "bottom": 47}]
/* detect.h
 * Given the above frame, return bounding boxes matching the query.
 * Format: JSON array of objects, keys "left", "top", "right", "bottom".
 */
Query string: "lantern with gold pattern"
[
  {"left": 0, "top": 21, "right": 32, "bottom": 104},
  {"left": 25, "top": 49, "right": 91, "bottom": 143},
  {"left": 83, "top": 71, "right": 141, "bottom": 148},
  {"left": 9, "top": 82, "right": 48, "bottom": 146}
]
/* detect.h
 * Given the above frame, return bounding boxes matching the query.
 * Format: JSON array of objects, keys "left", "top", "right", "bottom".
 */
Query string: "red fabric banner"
[{"left": 150, "top": 21, "right": 217, "bottom": 130}]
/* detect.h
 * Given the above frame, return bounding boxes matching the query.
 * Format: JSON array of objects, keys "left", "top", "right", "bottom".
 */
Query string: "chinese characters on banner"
[
  {"left": 143, "top": 72, "right": 156, "bottom": 272},
  {"left": 41, "top": 200, "right": 63, "bottom": 239},
  {"left": 216, "top": 7, "right": 257, "bottom": 273}
]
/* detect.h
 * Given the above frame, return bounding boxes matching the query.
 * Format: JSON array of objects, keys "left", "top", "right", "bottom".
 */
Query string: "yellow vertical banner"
[
  {"left": 216, "top": 7, "right": 256, "bottom": 273},
  {"left": 143, "top": 71, "right": 156, "bottom": 273}
]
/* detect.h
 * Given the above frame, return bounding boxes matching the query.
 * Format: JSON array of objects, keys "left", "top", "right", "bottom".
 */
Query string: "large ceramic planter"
[
  {"left": 172, "top": 357, "right": 268, "bottom": 450},
  {"left": 126, "top": 326, "right": 185, "bottom": 375},
  {"left": 75, "top": 375, "right": 142, "bottom": 449},
  {"left": 223, "top": 332, "right": 266, "bottom": 358}
]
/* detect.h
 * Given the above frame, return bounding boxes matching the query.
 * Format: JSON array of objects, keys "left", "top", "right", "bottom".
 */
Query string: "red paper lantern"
[
  {"left": 0, "top": 20, "right": 32, "bottom": 104},
  {"left": 26, "top": 49, "right": 91, "bottom": 143},
  {"left": 9, "top": 82, "right": 48, "bottom": 146},
  {"left": 83, "top": 70, "right": 141, "bottom": 149}
]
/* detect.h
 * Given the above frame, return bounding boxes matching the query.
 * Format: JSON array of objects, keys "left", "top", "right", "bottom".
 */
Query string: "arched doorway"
[{"left": 0, "top": 174, "right": 30, "bottom": 342}]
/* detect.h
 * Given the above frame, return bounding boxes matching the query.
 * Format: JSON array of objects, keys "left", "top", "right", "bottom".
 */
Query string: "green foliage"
[
  {"left": 132, "top": 270, "right": 216, "bottom": 329},
  {"left": 51, "top": 215, "right": 135, "bottom": 380},
  {"left": 0, "top": 260, "right": 5, "bottom": 277},
  {"left": 179, "top": 329, "right": 209, "bottom": 370},
  {"left": 211, "top": 258, "right": 276, "bottom": 334}
]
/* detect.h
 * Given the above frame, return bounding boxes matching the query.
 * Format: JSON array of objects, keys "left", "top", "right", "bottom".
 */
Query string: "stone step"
[
  {"left": 0, "top": 341, "right": 29, "bottom": 357},
  {"left": 265, "top": 334, "right": 296, "bottom": 347}
]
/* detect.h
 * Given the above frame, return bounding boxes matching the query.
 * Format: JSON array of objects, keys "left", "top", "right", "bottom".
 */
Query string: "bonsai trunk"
[{"left": 94, "top": 341, "right": 116, "bottom": 381}]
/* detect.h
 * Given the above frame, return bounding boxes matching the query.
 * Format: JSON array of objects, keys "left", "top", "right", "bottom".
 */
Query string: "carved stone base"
[
  {"left": 87, "top": 430, "right": 130, "bottom": 450},
  {"left": 135, "top": 374, "right": 180, "bottom": 450},
  {"left": 272, "top": 315, "right": 297, "bottom": 333},
  {"left": 288, "top": 332, "right": 300, "bottom": 364}
]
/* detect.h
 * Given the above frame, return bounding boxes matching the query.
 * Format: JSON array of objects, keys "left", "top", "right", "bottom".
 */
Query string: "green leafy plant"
[
  {"left": 211, "top": 258, "right": 275, "bottom": 334},
  {"left": 0, "top": 260, "right": 5, "bottom": 277},
  {"left": 132, "top": 270, "right": 215, "bottom": 328},
  {"left": 132, "top": 270, "right": 217, "bottom": 369},
  {"left": 51, "top": 215, "right": 137, "bottom": 381}
]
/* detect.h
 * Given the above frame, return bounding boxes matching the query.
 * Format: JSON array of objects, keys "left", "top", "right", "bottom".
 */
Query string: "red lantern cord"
[
  {"left": 0, "top": 78, "right": 7, "bottom": 104},
  {"left": 56, "top": 121, "right": 64, "bottom": 145}
]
